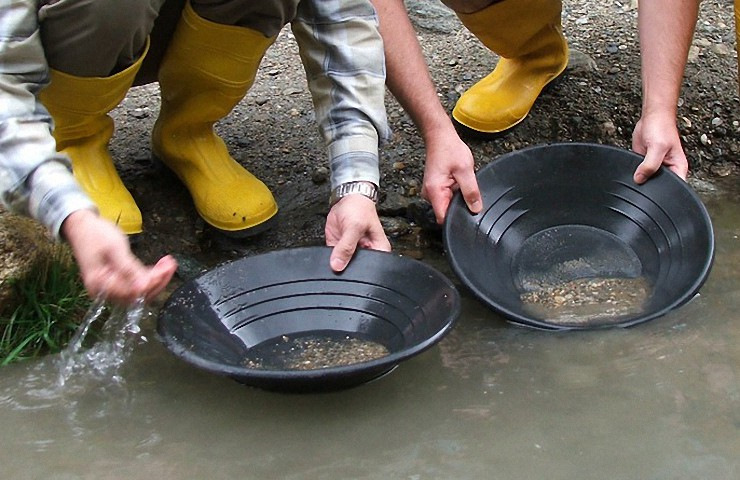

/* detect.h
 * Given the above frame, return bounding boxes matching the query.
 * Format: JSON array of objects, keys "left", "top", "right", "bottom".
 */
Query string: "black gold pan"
[
  {"left": 444, "top": 142, "right": 715, "bottom": 330},
  {"left": 157, "top": 246, "right": 460, "bottom": 392}
]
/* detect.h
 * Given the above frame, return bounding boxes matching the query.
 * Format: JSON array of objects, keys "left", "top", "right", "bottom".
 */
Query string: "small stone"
[
  {"left": 378, "top": 191, "right": 411, "bottom": 216},
  {"left": 700, "top": 133, "right": 711, "bottom": 145},
  {"left": 710, "top": 163, "right": 733, "bottom": 177},
  {"left": 600, "top": 121, "right": 617, "bottom": 136},
  {"left": 311, "top": 166, "right": 329, "bottom": 184},
  {"left": 687, "top": 45, "right": 701, "bottom": 62},
  {"left": 131, "top": 108, "right": 149, "bottom": 119},
  {"left": 710, "top": 43, "right": 732, "bottom": 56},
  {"left": 380, "top": 216, "right": 411, "bottom": 237}
]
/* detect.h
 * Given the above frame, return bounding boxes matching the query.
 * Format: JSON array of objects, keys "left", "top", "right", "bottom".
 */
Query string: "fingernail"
[
  {"left": 634, "top": 173, "right": 646, "bottom": 184},
  {"left": 330, "top": 257, "right": 346, "bottom": 272}
]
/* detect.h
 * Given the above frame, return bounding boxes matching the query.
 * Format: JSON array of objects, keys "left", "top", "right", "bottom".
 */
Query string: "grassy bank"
[{"left": 0, "top": 247, "right": 91, "bottom": 366}]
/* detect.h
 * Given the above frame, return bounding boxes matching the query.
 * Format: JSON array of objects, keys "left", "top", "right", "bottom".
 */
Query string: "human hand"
[
  {"left": 422, "top": 132, "right": 482, "bottom": 224},
  {"left": 61, "top": 209, "right": 178, "bottom": 305},
  {"left": 632, "top": 111, "right": 689, "bottom": 184},
  {"left": 325, "top": 194, "right": 391, "bottom": 272}
]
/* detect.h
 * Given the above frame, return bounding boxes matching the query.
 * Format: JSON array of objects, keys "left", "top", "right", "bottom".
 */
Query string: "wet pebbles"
[
  {"left": 244, "top": 335, "right": 390, "bottom": 371},
  {"left": 520, "top": 276, "right": 652, "bottom": 326}
]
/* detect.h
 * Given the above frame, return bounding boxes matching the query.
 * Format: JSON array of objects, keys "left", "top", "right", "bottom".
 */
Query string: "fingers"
[
  {"left": 143, "top": 255, "right": 179, "bottom": 301},
  {"left": 633, "top": 144, "right": 689, "bottom": 184},
  {"left": 63, "top": 211, "right": 177, "bottom": 305},
  {"left": 84, "top": 267, "right": 138, "bottom": 306},
  {"left": 669, "top": 159, "right": 689, "bottom": 180},
  {"left": 100, "top": 249, "right": 151, "bottom": 305},
  {"left": 330, "top": 235, "right": 358, "bottom": 272},
  {"left": 632, "top": 113, "right": 689, "bottom": 183},
  {"left": 326, "top": 195, "right": 391, "bottom": 272},
  {"left": 425, "top": 174, "right": 482, "bottom": 225},
  {"left": 425, "top": 189, "right": 451, "bottom": 225},
  {"left": 81, "top": 250, "right": 177, "bottom": 306},
  {"left": 456, "top": 169, "right": 483, "bottom": 216},
  {"left": 633, "top": 150, "right": 663, "bottom": 184},
  {"left": 363, "top": 228, "right": 391, "bottom": 252},
  {"left": 422, "top": 152, "right": 481, "bottom": 224}
]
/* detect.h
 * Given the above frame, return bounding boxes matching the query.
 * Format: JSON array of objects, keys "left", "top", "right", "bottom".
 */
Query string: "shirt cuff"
[
  {"left": 28, "top": 160, "right": 98, "bottom": 240},
  {"left": 329, "top": 135, "right": 380, "bottom": 189}
]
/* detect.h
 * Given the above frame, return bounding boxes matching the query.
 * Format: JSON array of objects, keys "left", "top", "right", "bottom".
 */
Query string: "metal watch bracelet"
[{"left": 329, "top": 181, "right": 379, "bottom": 207}]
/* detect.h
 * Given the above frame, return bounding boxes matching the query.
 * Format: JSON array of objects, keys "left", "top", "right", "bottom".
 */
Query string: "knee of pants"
[
  {"left": 81, "top": 0, "right": 163, "bottom": 45},
  {"left": 41, "top": 0, "right": 164, "bottom": 48},
  {"left": 40, "top": 0, "right": 165, "bottom": 75},
  {"left": 191, "top": 0, "right": 300, "bottom": 36}
]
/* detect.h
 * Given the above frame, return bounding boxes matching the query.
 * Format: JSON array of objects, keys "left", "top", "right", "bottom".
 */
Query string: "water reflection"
[{"left": 0, "top": 180, "right": 738, "bottom": 480}]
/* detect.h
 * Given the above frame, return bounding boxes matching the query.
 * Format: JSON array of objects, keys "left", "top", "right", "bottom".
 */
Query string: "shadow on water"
[{"left": 0, "top": 178, "right": 738, "bottom": 480}]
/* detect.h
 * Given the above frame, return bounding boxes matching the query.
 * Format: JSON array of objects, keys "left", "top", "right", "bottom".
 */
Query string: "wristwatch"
[{"left": 329, "top": 181, "right": 379, "bottom": 206}]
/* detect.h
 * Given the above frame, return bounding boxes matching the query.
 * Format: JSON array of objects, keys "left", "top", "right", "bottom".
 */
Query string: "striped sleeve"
[
  {"left": 0, "top": 0, "right": 95, "bottom": 238},
  {"left": 292, "top": 0, "right": 390, "bottom": 190}
]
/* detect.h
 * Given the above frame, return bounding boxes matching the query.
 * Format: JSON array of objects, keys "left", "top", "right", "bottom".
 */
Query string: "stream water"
[{"left": 0, "top": 178, "right": 738, "bottom": 480}]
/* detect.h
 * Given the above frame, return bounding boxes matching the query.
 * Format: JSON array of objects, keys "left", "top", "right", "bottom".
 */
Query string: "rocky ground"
[{"left": 3, "top": 0, "right": 739, "bottom": 305}]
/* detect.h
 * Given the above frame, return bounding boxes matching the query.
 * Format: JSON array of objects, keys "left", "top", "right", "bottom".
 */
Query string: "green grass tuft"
[{"left": 0, "top": 247, "right": 92, "bottom": 366}]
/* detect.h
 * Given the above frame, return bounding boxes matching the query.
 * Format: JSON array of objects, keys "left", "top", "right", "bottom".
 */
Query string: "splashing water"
[
  {"left": 0, "top": 297, "right": 149, "bottom": 415},
  {"left": 57, "top": 296, "right": 147, "bottom": 389}
]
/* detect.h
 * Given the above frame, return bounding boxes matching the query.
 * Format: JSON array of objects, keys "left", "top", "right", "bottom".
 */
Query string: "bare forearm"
[
  {"left": 370, "top": 0, "right": 453, "bottom": 139},
  {"left": 370, "top": 0, "right": 482, "bottom": 219},
  {"left": 638, "top": 0, "right": 700, "bottom": 115}
]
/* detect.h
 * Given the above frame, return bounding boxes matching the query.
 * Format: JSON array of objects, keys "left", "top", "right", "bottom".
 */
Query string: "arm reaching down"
[
  {"left": 633, "top": 0, "right": 700, "bottom": 183},
  {"left": 371, "top": 0, "right": 482, "bottom": 222}
]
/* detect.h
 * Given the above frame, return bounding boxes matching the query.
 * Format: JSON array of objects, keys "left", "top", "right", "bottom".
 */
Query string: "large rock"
[{"left": 0, "top": 207, "right": 55, "bottom": 313}]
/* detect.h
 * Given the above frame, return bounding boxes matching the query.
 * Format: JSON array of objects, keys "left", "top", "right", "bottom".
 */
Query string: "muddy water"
[{"left": 1, "top": 179, "right": 738, "bottom": 480}]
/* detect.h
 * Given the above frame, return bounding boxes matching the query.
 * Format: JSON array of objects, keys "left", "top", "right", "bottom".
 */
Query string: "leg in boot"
[
  {"left": 448, "top": 0, "right": 569, "bottom": 134},
  {"left": 152, "top": 1, "right": 279, "bottom": 236},
  {"left": 39, "top": 0, "right": 165, "bottom": 234},
  {"left": 39, "top": 64, "right": 144, "bottom": 234}
]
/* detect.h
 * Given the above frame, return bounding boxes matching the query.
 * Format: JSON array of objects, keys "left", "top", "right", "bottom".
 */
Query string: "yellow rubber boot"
[
  {"left": 453, "top": 0, "right": 569, "bottom": 134},
  {"left": 39, "top": 42, "right": 148, "bottom": 234},
  {"left": 152, "top": 1, "right": 278, "bottom": 235}
]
